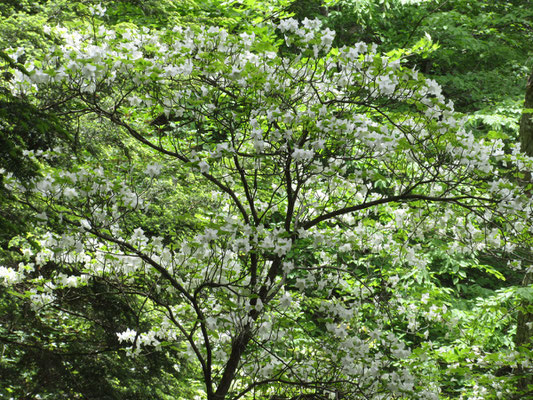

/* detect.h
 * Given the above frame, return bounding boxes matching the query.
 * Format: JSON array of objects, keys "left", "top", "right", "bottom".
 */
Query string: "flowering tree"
[{"left": 2, "top": 15, "right": 533, "bottom": 399}]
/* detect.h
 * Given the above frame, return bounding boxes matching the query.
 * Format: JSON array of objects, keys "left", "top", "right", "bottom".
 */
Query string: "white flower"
[
  {"left": 145, "top": 163, "right": 162, "bottom": 177},
  {"left": 57, "top": 274, "right": 79, "bottom": 288},
  {"left": 354, "top": 42, "right": 368, "bottom": 54},
  {"left": 29, "top": 292, "right": 56, "bottom": 310},
  {"left": 282, "top": 261, "right": 294, "bottom": 274},
  {"left": 292, "top": 148, "right": 314, "bottom": 162},
  {"left": 63, "top": 187, "right": 78, "bottom": 199},
  {"left": 295, "top": 278, "right": 306, "bottom": 291},
  {"left": 278, "top": 18, "right": 298, "bottom": 33},
  {"left": 31, "top": 70, "right": 50, "bottom": 84},
  {"left": 80, "top": 219, "right": 91, "bottom": 230},
  {"left": 205, "top": 316, "right": 217, "bottom": 329},
  {"left": 279, "top": 292, "right": 292, "bottom": 309},
  {"left": 239, "top": 32, "right": 255, "bottom": 48},
  {"left": 0, "top": 266, "right": 20, "bottom": 286},
  {"left": 128, "top": 95, "right": 142, "bottom": 106},
  {"left": 425, "top": 78, "right": 441, "bottom": 96},
  {"left": 117, "top": 328, "right": 137, "bottom": 343},
  {"left": 81, "top": 64, "right": 97, "bottom": 78},
  {"left": 198, "top": 160, "right": 210, "bottom": 174},
  {"left": 35, "top": 211, "right": 48, "bottom": 221},
  {"left": 255, "top": 298, "right": 263, "bottom": 312},
  {"left": 274, "top": 238, "right": 291, "bottom": 256},
  {"left": 321, "top": 28, "right": 335, "bottom": 48},
  {"left": 180, "top": 59, "right": 193, "bottom": 76},
  {"left": 339, "top": 243, "right": 351, "bottom": 252},
  {"left": 198, "top": 228, "right": 218, "bottom": 243},
  {"left": 301, "top": 18, "right": 322, "bottom": 30},
  {"left": 377, "top": 75, "right": 396, "bottom": 95},
  {"left": 89, "top": 3, "right": 106, "bottom": 17},
  {"left": 131, "top": 227, "right": 147, "bottom": 244}
]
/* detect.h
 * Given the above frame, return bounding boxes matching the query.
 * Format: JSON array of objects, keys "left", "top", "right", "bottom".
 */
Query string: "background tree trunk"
[
  {"left": 520, "top": 70, "right": 533, "bottom": 156},
  {"left": 516, "top": 68, "right": 533, "bottom": 392}
]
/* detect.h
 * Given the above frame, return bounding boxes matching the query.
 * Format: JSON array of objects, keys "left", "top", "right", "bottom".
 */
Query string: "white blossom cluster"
[{"left": 1, "top": 17, "right": 532, "bottom": 399}]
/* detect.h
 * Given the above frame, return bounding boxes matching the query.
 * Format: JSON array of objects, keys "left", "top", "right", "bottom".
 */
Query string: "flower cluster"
[{"left": 2, "top": 16, "right": 532, "bottom": 400}]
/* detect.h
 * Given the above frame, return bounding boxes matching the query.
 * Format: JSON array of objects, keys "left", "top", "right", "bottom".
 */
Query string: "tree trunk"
[
  {"left": 516, "top": 68, "right": 533, "bottom": 392},
  {"left": 520, "top": 70, "right": 533, "bottom": 157},
  {"left": 211, "top": 329, "right": 252, "bottom": 400}
]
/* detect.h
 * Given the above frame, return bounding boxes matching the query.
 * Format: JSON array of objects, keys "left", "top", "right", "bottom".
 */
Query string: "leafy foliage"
[{"left": 0, "top": 2, "right": 532, "bottom": 400}]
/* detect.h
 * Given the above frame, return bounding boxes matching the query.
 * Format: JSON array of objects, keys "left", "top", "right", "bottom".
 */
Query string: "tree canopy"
[{"left": 1, "top": 1, "right": 532, "bottom": 399}]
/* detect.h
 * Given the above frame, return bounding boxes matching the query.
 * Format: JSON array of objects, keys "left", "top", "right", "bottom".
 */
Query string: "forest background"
[{"left": 0, "top": 0, "right": 532, "bottom": 399}]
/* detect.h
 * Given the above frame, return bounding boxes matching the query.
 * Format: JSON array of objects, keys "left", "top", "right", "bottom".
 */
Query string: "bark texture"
[{"left": 520, "top": 70, "right": 533, "bottom": 158}]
